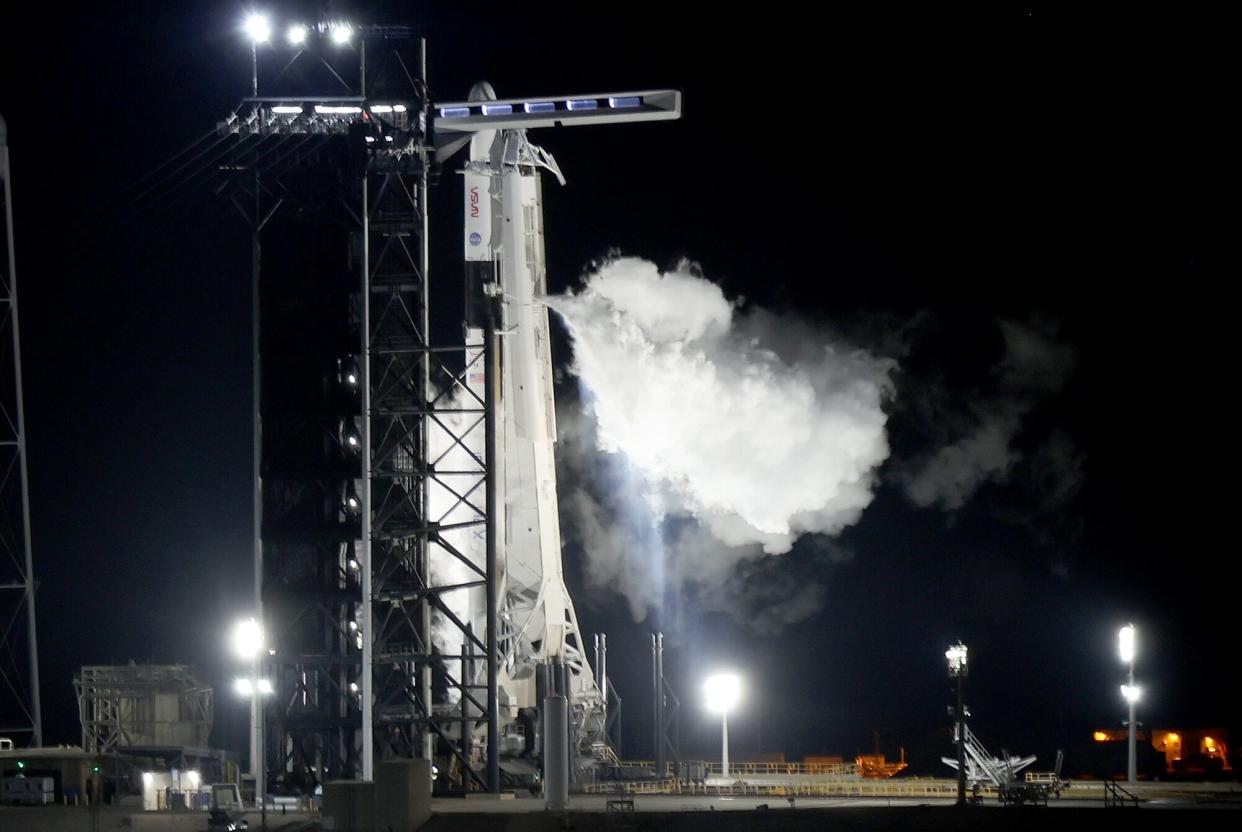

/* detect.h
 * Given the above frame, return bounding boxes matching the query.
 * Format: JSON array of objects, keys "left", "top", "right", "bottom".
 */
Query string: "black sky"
[{"left": 0, "top": 2, "right": 1234, "bottom": 771}]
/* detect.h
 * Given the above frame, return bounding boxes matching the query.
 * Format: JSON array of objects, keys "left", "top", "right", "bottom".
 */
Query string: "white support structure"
[{"left": 941, "top": 724, "right": 1036, "bottom": 789}]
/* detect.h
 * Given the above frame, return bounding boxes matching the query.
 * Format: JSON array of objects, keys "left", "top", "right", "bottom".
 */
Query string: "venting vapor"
[{"left": 550, "top": 257, "right": 894, "bottom": 557}]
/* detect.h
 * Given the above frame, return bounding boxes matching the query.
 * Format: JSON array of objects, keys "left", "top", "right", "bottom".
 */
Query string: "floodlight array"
[
  {"left": 218, "top": 102, "right": 416, "bottom": 139},
  {"left": 243, "top": 13, "right": 363, "bottom": 47}
]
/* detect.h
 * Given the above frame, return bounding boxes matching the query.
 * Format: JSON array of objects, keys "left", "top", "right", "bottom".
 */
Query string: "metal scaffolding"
[
  {"left": 217, "top": 30, "right": 498, "bottom": 792},
  {"left": 74, "top": 665, "right": 213, "bottom": 753},
  {"left": 0, "top": 113, "right": 42, "bottom": 748}
]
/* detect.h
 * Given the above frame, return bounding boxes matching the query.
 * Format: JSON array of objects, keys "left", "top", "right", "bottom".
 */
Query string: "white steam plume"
[
  {"left": 898, "top": 316, "right": 1078, "bottom": 511},
  {"left": 549, "top": 257, "right": 894, "bottom": 564}
]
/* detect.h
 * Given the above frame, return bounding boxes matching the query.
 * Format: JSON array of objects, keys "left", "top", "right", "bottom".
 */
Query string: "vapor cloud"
[
  {"left": 550, "top": 257, "right": 894, "bottom": 623},
  {"left": 896, "top": 315, "right": 1079, "bottom": 514}
]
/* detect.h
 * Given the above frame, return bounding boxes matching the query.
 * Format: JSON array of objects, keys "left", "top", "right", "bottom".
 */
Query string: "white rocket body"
[{"left": 460, "top": 85, "right": 605, "bottom": 758}]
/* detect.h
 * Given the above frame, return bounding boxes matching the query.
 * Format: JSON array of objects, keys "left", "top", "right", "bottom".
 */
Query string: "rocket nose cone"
[{"left": 467, "top": 81, "right": 498, "bottom": 103}]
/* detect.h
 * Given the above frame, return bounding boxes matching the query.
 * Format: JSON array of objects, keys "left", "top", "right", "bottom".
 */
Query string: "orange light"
[
  {"left": 1204, "top": 737, "right": 1216, "bottom": 750},
  {"left": 1093, "top": 731, "right": 1108, "bottom": 742},
  {"left": 1165, "top": 733, "right": 1180, "bottom": 744}
]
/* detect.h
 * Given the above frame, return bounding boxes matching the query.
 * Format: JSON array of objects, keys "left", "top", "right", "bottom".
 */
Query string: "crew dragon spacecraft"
[{"left": 433, "top": 85, "right": 681, "bottom": 770}]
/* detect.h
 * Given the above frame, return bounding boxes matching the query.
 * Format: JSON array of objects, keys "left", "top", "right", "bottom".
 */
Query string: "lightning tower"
[{"left": 0, "top": 113, "right": 42, "bottom": 748}]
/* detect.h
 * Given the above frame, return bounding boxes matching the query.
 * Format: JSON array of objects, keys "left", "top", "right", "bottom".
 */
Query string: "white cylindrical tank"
[{"left": 543, "top": 694, "right": 569, "bottom": 811}]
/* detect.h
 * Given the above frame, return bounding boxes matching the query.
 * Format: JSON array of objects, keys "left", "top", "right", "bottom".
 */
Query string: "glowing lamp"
[
  {"left": 1118, "top": 625, "right": 1136, "bottom": 664},
  {"left": 232, "top": 617, "right": 264, "bottom": 659},
  {"left": 1120, "top": 684, "right": 1142, "bottom": 703},
  {"left": 703, "top": 673, "right": 741, "bottom": 713},
  {"left": 1093, "top": 731, "right": 1108, "bottom": 742},
  {"left": 286, "top": 24, "right": 308, "bottom": 46},
  {"left": 330, "top": 23, "right": 353, "bottom": 45},
  {"left": 243, "top": 14, "right": 271, "bottom": 44},
  {"left": 945, "top": 642, "right": 968, "bottom": 676}
]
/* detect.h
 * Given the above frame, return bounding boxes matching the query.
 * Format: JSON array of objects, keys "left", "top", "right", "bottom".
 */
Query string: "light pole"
[
  {"left": 1118, "top": 624, "right": 1140, "bottom": 785},
  {"left": 704, "top": 673, "right": 740, "bottom": 780},
  {"left": 945, "top": 642, "right": 968, "bottom": 806},
  {"left": 243, "top": 14, "right": 271, "bottom": 96},
  {"left": 232, "top": 617, "right": 271, "bottom": 827}
]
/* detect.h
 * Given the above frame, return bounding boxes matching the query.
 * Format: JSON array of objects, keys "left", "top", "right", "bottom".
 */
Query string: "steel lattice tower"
[
  {"left": 0, "top": 113, "right": 42, "bottom": 748},
  {"left": 218, "top": 29, "right": 498, "bottom": 792}
]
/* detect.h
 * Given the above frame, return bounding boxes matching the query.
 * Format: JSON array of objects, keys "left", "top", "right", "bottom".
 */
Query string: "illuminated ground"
[{"left": 3, "top": 788, "right": 1240, "bottom": 832}]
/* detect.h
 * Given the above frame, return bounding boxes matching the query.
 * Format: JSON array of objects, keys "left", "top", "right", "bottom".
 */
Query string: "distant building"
[{"left": 1086, "top": 727, "right": 1231, "bottom": 778}]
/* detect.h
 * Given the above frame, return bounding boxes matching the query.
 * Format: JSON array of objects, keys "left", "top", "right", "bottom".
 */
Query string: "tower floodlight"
[
  {"left": 286, "top": 24, "right": 308, "bottom": 46},
  {"left": 946, "top": 642, "right": 968, "bottom": 677},
  {"left": 1118, "top": 624, "right": 1136, "bottom": 664},
  {"left": 243, "top": 14, "right": 271, "bottom": 44},
  {"left": 330, "top": 23, "right": 353, "bottom": 45},
  {"left": 231, "top": 617, "right": 264, "bottom": 658},
  {"left": 703, "top": 673, "right": 741, "bottom": 713},
  {"left": 703, "top": 673, "right": 740, "bottom": 779},
  {"left": 1121, "top": 684, "right": 1142, "bottom": 703}
]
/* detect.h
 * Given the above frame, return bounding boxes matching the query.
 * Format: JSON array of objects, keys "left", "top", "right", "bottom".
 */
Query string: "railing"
[
  {"left": 1103, "top": 779, "right": 1140, "bottom": 808},
  {"left": 616, "top": 760, "right": 860, "bottom": 778},
  {"left": 584, "top": 777, "right": 979, "bottom": 800}
]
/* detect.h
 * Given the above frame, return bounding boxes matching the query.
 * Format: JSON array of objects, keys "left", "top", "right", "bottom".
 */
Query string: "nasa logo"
[
  {"left": 469, "top": 186, "right": 480, "bottom": 218},
  {"left": 469, "top": 232, "right": 482, "bottom": 247}
]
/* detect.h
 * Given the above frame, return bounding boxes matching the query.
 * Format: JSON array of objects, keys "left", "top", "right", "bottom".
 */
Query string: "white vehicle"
[{"left": 2, "top": 775, "right": 54, "bottom": 806}]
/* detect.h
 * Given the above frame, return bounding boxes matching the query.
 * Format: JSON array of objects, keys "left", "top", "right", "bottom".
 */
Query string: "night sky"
[{"left": 0, "top": 3, "right": 1234, "bottom": 774}]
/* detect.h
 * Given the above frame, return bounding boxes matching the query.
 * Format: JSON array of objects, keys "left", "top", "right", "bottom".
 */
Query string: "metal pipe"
[
  {"left": 462, "top": 624, "right": 473, "bottom": 765},
  {"left": 256, "top": 653, "right": 267, "bottom": 830},
  {"left": 653, "top": 632, "right": 664, "bottom": 777},
  {"left": 360, "top": 171, "right": 374, "bottom": 782},
  {"left": 484, "top": 307, "right": 499, "bottom": 793},
  {"left": 418, "top": 35, "right": 434, "bottom": 767},
  {"left": 596, "top": 634, "right": 607, "bottom": 719},
  {"left": 543, "top": 694, "right": 568, "bottom": 811},
  {"left": 1127, "top": 659, "right": 1136, "bottom": 785},
  {"left": 249, "top": 163, "right": 263, "bottom": 794},
  {"left": 955, "top": 672, "right": 966, "bottom": 806},
  {"left": 721, "top": 709, "right": 730, "bottom": 780}
]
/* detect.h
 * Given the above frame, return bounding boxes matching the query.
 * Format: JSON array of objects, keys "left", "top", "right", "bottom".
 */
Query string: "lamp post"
[
  {"left": 243, "top": 14, "right": 271, "bottom": 96},
  {"left": 1119, "top": 624, "right": 1140, "bottom": 785},
  {"left": 945, "top": 642, "right": 968, "bottom": 806},
  {"left": 704, "top": 673, "right": 740, "bottom": 780},
  {"left": 232, "top": 617, "right": 270, "bottom": 828}
]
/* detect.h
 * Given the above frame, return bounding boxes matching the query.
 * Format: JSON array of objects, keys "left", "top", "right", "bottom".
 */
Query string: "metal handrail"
[
  {"left": 616, "top": 760, "right": 860, "bottom": 778},
  {"left": 1104, "top": 779, "right": 1140, "bottom": 808}
]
